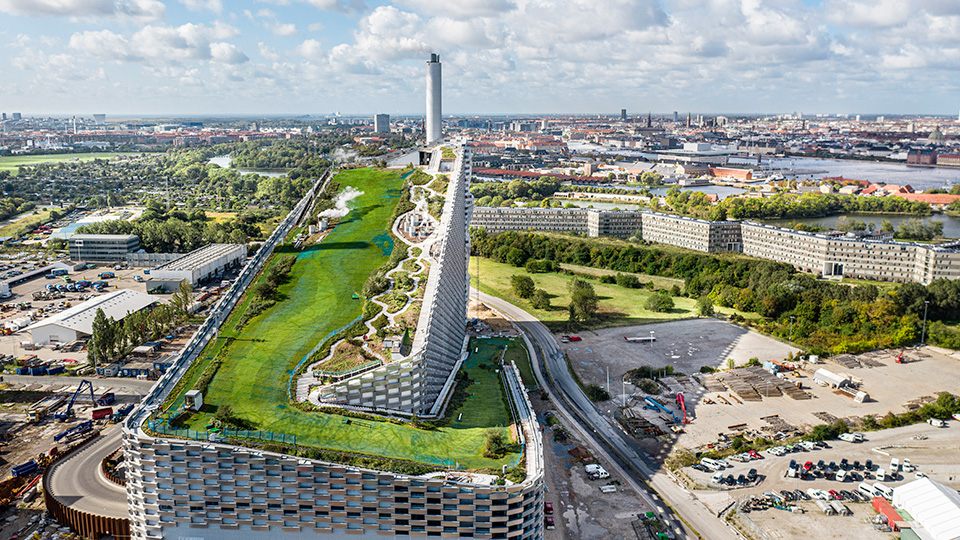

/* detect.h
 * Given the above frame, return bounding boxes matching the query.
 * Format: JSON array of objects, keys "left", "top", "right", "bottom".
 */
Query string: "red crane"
[{"left": 675, "top": 392, "right": 689, "bottom": 424}]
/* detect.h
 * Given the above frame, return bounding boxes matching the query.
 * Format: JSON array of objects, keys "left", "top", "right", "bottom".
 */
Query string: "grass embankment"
[
  {"left": 502, "top": 338, "right": 536, "bottom": 389},
  {"left": 0, "top": 152, "right": 141, "bottom": 175},
  {"left": 0, "top": 208, "right": 56, "bottom": 237},
  {"left": 470, "top": 256, "right": 757, "bottom": 329},
  {"left": 164, "top": 168, "right": 518, "bottom": 470}
]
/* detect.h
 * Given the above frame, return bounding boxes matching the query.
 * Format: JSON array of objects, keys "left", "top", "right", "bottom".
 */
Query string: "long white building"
[{"left": 469, "top": 206, "right": 960, "bottom": 284}]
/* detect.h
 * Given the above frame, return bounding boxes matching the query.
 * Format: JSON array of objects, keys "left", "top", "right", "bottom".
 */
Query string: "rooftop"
[
  {"left": 26, "top": 289, "right": 159, "bottom": 335},
  {"left": 69, "top": 234, "right": 139, "bottom": 242},
  {"left": 154, "top": 243, "right": 245, "bottom": 272}
]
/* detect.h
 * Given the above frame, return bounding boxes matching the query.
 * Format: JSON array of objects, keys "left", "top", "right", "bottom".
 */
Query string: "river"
[
  {"left": 762, "top": 213, "right": 960, "bottom": 239},
  {"left": 207, "top": 156, "right": 288, "bottom": 178}
]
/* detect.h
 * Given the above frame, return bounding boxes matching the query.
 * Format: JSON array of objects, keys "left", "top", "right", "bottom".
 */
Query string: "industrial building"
[
  {"left": 68, "top": 234, "right": 140, "bottom": 262},
  {"left": 425, "top": 53, "right": 442, "bottom": 144},
  {"left": 146, "top": 243, "right": 245, "bottom": 291},
  {"left": 319, "top": 142, "right": 474, "bottom": 416},
  {"left": 121, "top": 141, "right": 545, "bottom": 540},
  {"left": 24, "top": 289, "right": 159, "bottom": 345},
  {"left": 892, "top": 478, "right": 960, "bottom": 540}
]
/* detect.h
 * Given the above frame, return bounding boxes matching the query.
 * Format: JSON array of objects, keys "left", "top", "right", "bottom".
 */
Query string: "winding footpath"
[{"left": 298, "top": 173, "right": 445, "bottom": 405}]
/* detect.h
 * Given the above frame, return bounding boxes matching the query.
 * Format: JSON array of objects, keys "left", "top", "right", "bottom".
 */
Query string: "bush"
[
  {"left": 525, "top": 259, "right": 557, "bottom": 273},
  {"left": 482, "top": 428, "right": 508, "bottom": 459},
  {"left": 615, "top": 273, "right": 641, "bottom": 288},
  {"left": 696, "top": 296, "right": 715, "bottom": 317},
  {"left": 599, "top": 275, "right": 616, "bottom": 284},
  {"left": 532, "top": 288, "right": 551, "bottom": 309},
  {"left": 636, "top": 378, "right": 660, "bottom": 394},
  {"left": 510, "top": 274, "right": 535, "bottom": 299},
  {"left": 699, "top": 365, "right": 716, "bottom": 373},
  {"left": 807, "top": 419, "right": 849, "bottom": 441},
  {"left": 645, "top": 291, "right": 674, "bottom": 313},
  {"left": 585, "top": 384, "right": 610, "bottom": 402}
]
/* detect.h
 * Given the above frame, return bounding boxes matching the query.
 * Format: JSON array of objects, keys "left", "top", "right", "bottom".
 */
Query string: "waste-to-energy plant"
[{"left": 120, "top": 142, "right": 545, "bottom": 540}]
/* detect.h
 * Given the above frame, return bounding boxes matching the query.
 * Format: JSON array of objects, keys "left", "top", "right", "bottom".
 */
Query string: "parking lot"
[
  {"left": 0, "top": 258, "right": 178, "bottom": 373},
  {"left": 682, "top": 420, "right": 960, "bottom": 495}
]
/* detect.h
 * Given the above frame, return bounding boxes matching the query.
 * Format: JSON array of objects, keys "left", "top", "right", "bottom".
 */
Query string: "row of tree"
[
  {"left": 88, "top": 281, "right": 194, "bottom": 369},
  {"left": 472, "top": 229, "right": 960, "bottom": 355}
]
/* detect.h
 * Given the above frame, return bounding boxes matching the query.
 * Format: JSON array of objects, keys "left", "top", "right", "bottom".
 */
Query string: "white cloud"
[
  {"left": 178, "top": 0, "right": 223, "bottom": 14},
  {"left": 270, "top": 23, "right": 297, "bottom": 36},
  {"left": 210, "top": 42, "right": 249, "bottom": 64},
  {"left": 0, "top": 0, "right": 164, "bottom": 21}
]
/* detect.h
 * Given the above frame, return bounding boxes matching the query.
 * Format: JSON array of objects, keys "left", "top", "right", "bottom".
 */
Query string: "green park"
[
  {"left": 159, "top": 168, "right": 521, "bottom": 471},
  {"left": 0, "top": 152, "right": 142, "bottom": 175}
]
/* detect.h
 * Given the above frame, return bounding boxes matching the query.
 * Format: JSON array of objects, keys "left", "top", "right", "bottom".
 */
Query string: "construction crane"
[
  {"left": 675, "top": 392, "right": 690, "bottom": 424},
  {"left": 644, "top": 396, "right": 680, "bottom": 424},
  {"left": 54, "top": 379, "right": 95, "bottom": 421}
]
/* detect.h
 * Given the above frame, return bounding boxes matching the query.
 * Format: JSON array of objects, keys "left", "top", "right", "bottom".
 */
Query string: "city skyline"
[{"left": 1, "top": 0, "right": 960, "bottom": 115}]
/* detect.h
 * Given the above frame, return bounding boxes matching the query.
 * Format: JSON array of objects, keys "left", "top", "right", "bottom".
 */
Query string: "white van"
[
  {"left": 858, "top": 483, "right": 878, "bottom": 499},
  {"left": 902, "top": 459, "right": 914, "bottom": 473},
  {"left": 874, "top": 483, "right": 894, "bottom": 500},
  {"left": 585, "top": 464, "right": 610, "bottom": 479},
  {"left": 889, "top": 458, "right": 900, "bottom": 473},
  {"left": 836, "top": 470, "right": 848, "bottom": 482},
  {"left": 838, "top": 433, "right": 856, "bottom": 442},
  {"left": 876, "top": 468, "right": 887, "bottom": 481},
  {"left": 712, "top": 472, "right": 725, "bottom": 484},
  {"left": 702, "top": 458, "right": 724, "bottom": 470}
]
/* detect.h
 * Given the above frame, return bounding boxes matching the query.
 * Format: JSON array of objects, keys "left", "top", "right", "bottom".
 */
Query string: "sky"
[{"left": 1, "top": 0, "right": 959, "bottom": 116}]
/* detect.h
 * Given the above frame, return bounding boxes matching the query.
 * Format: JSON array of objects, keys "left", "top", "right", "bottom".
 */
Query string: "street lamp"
[
  {"left": 650, "top": 330, "right": 655, "bottom": 349},
  {"left": 920, "top": 300, "right": 929, "bottom": 347},
  {"left": 789, "top": 316, "right": 795, "bottom": 342}
]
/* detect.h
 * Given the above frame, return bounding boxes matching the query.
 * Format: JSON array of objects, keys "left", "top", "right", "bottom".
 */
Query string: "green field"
[
  {"left": 0, "top": 208, "right": 55, "bottom": 237},
  {"left": 0, "top": 152, "right": 141, "bottom": 175},
  {"left": 471, "top": 257, "right": 756, "bottom": 328},
  {"left": 165, "top": 168, "right": 518, "bottom": 469}
]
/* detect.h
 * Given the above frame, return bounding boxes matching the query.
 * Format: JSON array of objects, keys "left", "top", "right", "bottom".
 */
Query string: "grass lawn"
[
  {"left": 452, "top": 338, "right": 515, "bottom": 431},
  {"left": 471, "top": 257, "right": 756, "bottom": 329},
  {"left": 204, "top": 211, "right": 238, "bottom": 223},
  {"left": 164, "top": 169, "right": 518, "bottom": 470},
  {"left": 503, "top": 339, "right": 536, "bottom": 389},
  {"left": 559, "top": 262, "right": 684, "bottom": 289},
  {"left": 0, "top": 208, "right": 55, "bottom": 237},
  {"left": 0, "top": 152, "right": 141, "bottom": 175}
]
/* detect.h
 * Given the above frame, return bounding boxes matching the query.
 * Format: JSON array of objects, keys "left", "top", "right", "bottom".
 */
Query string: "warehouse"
[
  {"left": 146, "top": 243, "right": 245, "bottom": 292},
  {"left": 892, "top": 478, "right": 960, "bottom": 540},
  {"left": 24, "top": 289, "right": 159, "bottom": 345}
]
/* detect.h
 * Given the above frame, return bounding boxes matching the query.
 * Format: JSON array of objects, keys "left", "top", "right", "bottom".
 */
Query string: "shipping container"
[
  {"left": 11, "top": 460, "right": 39, "bottom": 477},
  {"left": 97, "top": 392, "right": 115, "bottom": 406},
  {"left": 92, "top": 407, "right": 113, "bottom": 420}
]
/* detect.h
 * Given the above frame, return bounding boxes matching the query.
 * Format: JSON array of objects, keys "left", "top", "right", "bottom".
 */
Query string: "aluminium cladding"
[
  {"left": 122, "top": 141, "right": 546, "bottom": 539},
  {"left": 24, "top": 288, "right": 159, "bottom": 335},
  {"left": 152, "top": 243, "right": 246, "bottom": 272}
]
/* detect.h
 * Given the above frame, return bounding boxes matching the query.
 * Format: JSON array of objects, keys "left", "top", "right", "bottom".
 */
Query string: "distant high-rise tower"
[
  {"left": 374, "top": 113, "right": 390, "bottom": 133},
  {"left": 673, "top": 111, "right": 678, "bottom": 122},
  {"left": 686, "top": 113, "right": 691, "bottom": 128},
  {"left": 93, "top": 113, "right": 106, "bottom": 125},
  {"left": 647, "top": 112, "right": 651, "bottom": 127},
  {"left": 426, "top": 53, "right": 442, "bottom": 144},
  {"left": 620, "top": 109, "right": 627, "bottom": 121},
  {"left": 12, "top": 113, "right": 21, "bottom": 121}
]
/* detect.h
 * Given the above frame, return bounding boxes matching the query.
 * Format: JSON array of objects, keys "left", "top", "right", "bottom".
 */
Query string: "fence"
[
  {"left": 127, "top": 168, "right": 333, "bottom": 433},
  {"left": 149, "top": 423, "right": 297, "bottom": 446}
]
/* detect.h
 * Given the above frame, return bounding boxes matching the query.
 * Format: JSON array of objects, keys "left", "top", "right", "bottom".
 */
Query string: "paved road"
[
  {"left": 46, "top": 423, "right": 127, "bottom": 518},
  {"left": 2, "top": 374, "right": 155, "bottom": 397},
  {"left": 475, "top": 289, "right": 739, "bottom": 540}
]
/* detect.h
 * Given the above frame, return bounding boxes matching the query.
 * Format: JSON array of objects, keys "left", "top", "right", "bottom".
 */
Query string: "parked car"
[
  {"left": 544, "top": 502, "right": 553, "bottom": 514},
  {"left": 828, "top": 490, "right": 842, "bottom": 500}
]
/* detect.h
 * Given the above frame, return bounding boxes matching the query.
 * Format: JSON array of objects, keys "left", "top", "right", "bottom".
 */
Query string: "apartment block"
[
  {"left": 639, "top": 212, "right": 742, "bottom": 253},
  {"left": 587, "top": 210, "right": 643, "bottom": 239},
  {"left": 470, "top": 207, "right": 590, "bottom": 236},
  {"left": 741, "top": 222, "right": 960, "bottom": 284}
]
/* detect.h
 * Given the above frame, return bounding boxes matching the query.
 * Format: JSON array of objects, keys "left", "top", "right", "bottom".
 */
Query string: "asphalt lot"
[
  {"left": 561, "top": 319, "right": 800, "bottom": 395},
  {"left": 682, "top": 420, "right": 960, "bottom": 495}
]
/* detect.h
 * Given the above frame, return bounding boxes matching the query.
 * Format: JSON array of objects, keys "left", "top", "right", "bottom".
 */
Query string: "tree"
[
  {"left": 89, "top": 308, "right": 113, "bottom": 371},
  {"left": 170, "top": 280, "right": 193, "bottom": 319},
  {"left": 585, "top": 384, "right": 610, "bottom": 402},
  {"left": 645, "top": 291, "right": 674, "bottom": 313},
  {"left": 569, "top": 285, "right": 599, "bottom": 322},
  {"left": 696, "top": 296, "right": 715, "bottom": 317},
  {"left": 510, "top": 275, "right": 535, "bottom": 299},
  {"left": 483, "top": 428, "right": 508, "bottom": 458},
  {"left": 533, "top": 288, "right": 551, "bottom": 309}
]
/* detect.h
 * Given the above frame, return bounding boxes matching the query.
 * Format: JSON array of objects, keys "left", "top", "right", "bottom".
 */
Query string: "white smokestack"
[{"left": 426, "top": 53, "right": 442, "bottom": 145}]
